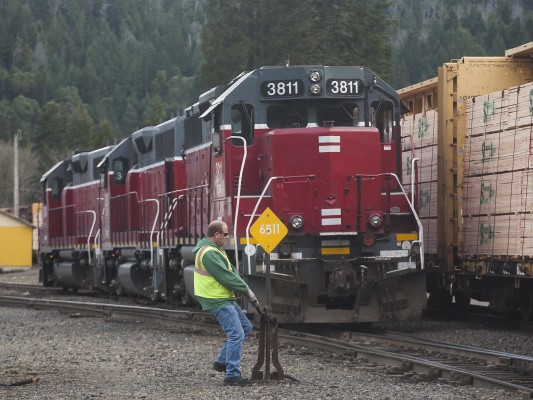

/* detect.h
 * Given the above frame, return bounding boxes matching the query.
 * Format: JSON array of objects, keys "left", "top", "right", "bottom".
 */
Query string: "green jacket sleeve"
[{"left": 201, "top": 249, "right": 249, "bottom": 294}]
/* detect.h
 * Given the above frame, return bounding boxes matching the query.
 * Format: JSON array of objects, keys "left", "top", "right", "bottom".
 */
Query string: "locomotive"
[{"left": 40, "top": 65, "right": 427, "bottom": 324}]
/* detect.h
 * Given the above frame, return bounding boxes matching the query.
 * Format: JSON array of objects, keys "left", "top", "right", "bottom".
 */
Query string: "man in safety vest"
[{"left": 193, "top": 219, "right": 259, "bottom": 386}]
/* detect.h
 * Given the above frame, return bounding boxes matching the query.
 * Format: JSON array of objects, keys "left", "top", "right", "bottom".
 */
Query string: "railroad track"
[
  {"left": 0, "top": 292, "right": 532, "bottom": 396},
  {"left": 0, "top": 282, "right": 62, "bottom": 292}
]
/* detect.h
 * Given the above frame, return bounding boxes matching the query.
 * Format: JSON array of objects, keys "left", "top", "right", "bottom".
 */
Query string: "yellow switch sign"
[{"left": 250, "top": 207, "right": 288, "bottom": 254}]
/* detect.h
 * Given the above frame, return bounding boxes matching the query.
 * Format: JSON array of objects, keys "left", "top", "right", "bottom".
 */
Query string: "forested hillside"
[
  {"left": 1, "top": 0, "right": 533, "bottom": 208},
  {"left": 199, "top": 0, "right": 393, "bottom": 91},
  {"left": 0, "top": 0, "right": 203, "bottom": 167},
  {"left": 390, "top": 0, "right": 533, "bottom": 87}
]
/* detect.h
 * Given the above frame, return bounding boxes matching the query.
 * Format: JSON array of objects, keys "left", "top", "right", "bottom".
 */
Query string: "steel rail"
[
  {"left": 0, "top": 282, "right": 63, "bottom": 292},
  {"left": 375, "top": 330, "right": 533, "bottom": 368},
  {"left": 278, "top": 329, "right": 533, "bottom": 395},
  {"left": 0, "top": 295, "right": 218, "bottom": 333}
]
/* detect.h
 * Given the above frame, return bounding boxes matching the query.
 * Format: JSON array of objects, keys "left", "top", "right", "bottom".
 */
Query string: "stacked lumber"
[
  {"left": 401, "top": 110, "right": 438, "bottom": 253},
  {"left": 402, "top": 81, "right": 533, "bottom": 259},
  {"left": 463, "top": 81, "right": 533, "bottom": 258}
]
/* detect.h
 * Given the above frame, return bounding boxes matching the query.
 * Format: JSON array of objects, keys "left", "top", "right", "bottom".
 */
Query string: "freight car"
[
  {"left": 399, "top": 42, "right": 533, "bottom": 320},
  {"left": 40, "top": 65, "right": 427, "bottom": 324}
]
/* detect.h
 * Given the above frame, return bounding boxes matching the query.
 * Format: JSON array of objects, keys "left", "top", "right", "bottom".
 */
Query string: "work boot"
[
  {"left": 223, "top": 375, "right": 253, "bottom": 386},
  {"left": 213, "top": 361, "right": 226, "bottom": 373}
]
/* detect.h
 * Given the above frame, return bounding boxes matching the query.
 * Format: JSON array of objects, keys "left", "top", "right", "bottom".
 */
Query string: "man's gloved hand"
[{"left": 247, "top": 288, "right": 260, "bottom": 308}]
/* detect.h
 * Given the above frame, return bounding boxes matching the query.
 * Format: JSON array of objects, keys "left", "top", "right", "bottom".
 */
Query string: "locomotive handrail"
[
  {"left": 159, "top": 184, "right": 209, "bottom": 197},
  {"left": 47, "top": 203, "right": 76, "bottom": 212},
  {"left": 110, "top": 191, "right": 140, "bottom": 201},
  {"left": 94, "top": 228, "right": 102, "bottom": 265},
  {"left": 411, "top": 158, "right": 419, "bottom": 206},
  {"left": 245, "top": 174, "right": 316, "bottom": 275},
  {"left": 138, "top": 198, "right": 159, "bottom": 270},
  {"left": 158, "top": 184, "right": 209, "bottom": 245},
  {"left": 159, "top": 196, "right": 180, "bottom": 231},
  {"left": 358, "top": 172, "right": 424, "bottom": 270},
  {"left": 76, "top": 210, "right": 96, "bottom": 266},
  {"left": 226, "top": 136, "right": 247, "bottom": 270}
]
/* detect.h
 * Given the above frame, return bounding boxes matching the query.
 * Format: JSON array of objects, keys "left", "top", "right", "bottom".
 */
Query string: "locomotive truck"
[{"left": 40, "top": 65, "right": 427, "bottom": 324}]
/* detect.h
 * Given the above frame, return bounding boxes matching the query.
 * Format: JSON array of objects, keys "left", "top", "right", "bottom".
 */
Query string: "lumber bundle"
[
  {"left": 401, "top": 81, "right": 533, "bottom": 259},
  {"left": 401, "top": 110, "right": 438, "bottom": 253},
  {"left": 463, "top": 82, "right": 533, "bottom": 258}
]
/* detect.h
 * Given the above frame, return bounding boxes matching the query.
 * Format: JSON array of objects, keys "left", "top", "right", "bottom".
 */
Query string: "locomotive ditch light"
[
  {"left": 290, "top": 215, "right": 304, "bottom": 230},
  {"left": 309, "top": 83, "right": 322, "bottom": 95},
  {"left": 367, "top": 213, "right": 383, "bottom": 228},
  {"left": 307, "top": 69, "right": 322, "bottom": 82},
  {"left": 363, "top": 234, "right": 375, "bottom": 247},
  {"left": 410, "top": 241, "right": 421, "bottom": 255}
]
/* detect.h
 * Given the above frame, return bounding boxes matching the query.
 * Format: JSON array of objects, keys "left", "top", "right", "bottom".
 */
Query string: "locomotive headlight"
[
  {"left": 309, "top": 83, "right": 322, "bottom": 95},
  {"left": 368, "top": 213, "right": 383, "bottom": 228},
  {"left": 307, "top": 69, "right": 322, "bottom": 82},
  {"left": 290, "top": 215, "right": 304, "bottom": 230}
]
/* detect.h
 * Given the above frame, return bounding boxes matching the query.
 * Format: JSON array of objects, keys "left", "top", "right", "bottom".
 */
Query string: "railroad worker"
[{"left": 192, "top": 219, "right": 259, "bottom": 386}]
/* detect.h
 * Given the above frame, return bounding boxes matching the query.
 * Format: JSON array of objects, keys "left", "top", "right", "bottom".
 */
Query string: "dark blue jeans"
[{"left": 209, "top": 302, "right": 253, "bottom": 377}]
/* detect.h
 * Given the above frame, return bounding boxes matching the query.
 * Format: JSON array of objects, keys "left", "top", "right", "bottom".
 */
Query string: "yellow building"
[{"left": 0, "top": 209, "right": 35, "bottom": 271}]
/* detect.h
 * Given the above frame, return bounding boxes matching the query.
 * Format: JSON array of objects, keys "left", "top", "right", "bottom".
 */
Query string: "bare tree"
[{"left": 0, "top": 140, "right": 41, "bottom": 209}]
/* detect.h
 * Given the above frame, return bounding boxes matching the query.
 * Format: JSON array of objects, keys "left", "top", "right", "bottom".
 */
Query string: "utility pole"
[{"left": 14, "top": 129, "right": 21, "bottom": 218}]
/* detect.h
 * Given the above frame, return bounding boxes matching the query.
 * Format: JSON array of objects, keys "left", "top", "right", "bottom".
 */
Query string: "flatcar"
[{"left": 40, "top": 65, "right": 426, "bottom": 323}]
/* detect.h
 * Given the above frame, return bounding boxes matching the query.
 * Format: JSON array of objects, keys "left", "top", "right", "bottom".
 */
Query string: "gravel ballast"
[{"left": 0, "top": 268, "right": 528, "bottom": 399}]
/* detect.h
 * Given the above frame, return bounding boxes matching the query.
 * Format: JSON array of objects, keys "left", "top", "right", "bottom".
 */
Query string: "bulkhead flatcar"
[
  {"left": 399, "top": 43, "right": 533, "bottom": 320},
  {"left": 40, "top": 65, "right": 427, "bottom": 324}
]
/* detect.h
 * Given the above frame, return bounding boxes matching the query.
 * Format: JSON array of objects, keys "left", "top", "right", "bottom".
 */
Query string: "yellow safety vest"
[{"left": 194, "top": 246, "right": 234, "bottom": 299}]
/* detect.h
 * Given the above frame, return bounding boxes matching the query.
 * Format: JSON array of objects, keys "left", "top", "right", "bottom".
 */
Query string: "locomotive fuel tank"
[{"left": 117, "top": 261, "right": 152, "bottom": 297}]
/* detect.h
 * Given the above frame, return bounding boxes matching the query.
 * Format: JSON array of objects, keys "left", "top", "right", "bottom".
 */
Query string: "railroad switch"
[{"left": 251, "top": 305, "right": 298, "bottom": 383}]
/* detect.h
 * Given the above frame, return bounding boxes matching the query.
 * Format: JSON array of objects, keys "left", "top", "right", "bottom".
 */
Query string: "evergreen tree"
[{"left": 199, "top": 0, "right": 394, "bottom": 91}]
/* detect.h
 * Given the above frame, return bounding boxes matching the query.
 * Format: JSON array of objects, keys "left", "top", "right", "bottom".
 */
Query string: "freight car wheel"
[
  {"left": 427, "top": 289, "right": 452, "bottom": 309},
  {"left": 520, "top": 293, "right": 533, "bottom": 321},
  {"left": 454, "top": 292, "right": 470, "bottom": 312}
]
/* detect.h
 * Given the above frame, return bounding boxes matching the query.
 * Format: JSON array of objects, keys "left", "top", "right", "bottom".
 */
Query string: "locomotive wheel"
[
  {"left": 175, "top": 277, "right": 192, "bottom": 305},
  {"left": 181, "top": 290, "right": 192, "bottom": 305},
  {"left": 115, "top": 284, "right": 125, "bottom": 296},
  {"left": 520, "top": 293, "right": 533, "bottom": 321}
]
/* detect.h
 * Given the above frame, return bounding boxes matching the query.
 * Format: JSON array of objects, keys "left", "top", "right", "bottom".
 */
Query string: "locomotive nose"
[{"left": 258, "top": 127, "right": 383, "bottom": 234}]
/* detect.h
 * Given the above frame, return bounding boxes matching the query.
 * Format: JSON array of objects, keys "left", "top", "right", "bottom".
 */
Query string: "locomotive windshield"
[
  {"left": 231, "top": 103, "right": 254, "bottom": 146},
  {"left": 266, "top": 100, "right": 360, "bottom": 129},
  {"left": 266, "top": 104, "right": 307, "bottom": 128},
  {"left": 370, "top": 100, "right": 394, "bottom": 143},
  {"left": 315, "top": 101, "right": 359, "bottom": 127}
]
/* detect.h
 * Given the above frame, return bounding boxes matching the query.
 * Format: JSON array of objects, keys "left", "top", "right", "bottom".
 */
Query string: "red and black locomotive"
[{"left": 40, "top": 66, "right": 426, "bottom": 323}]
